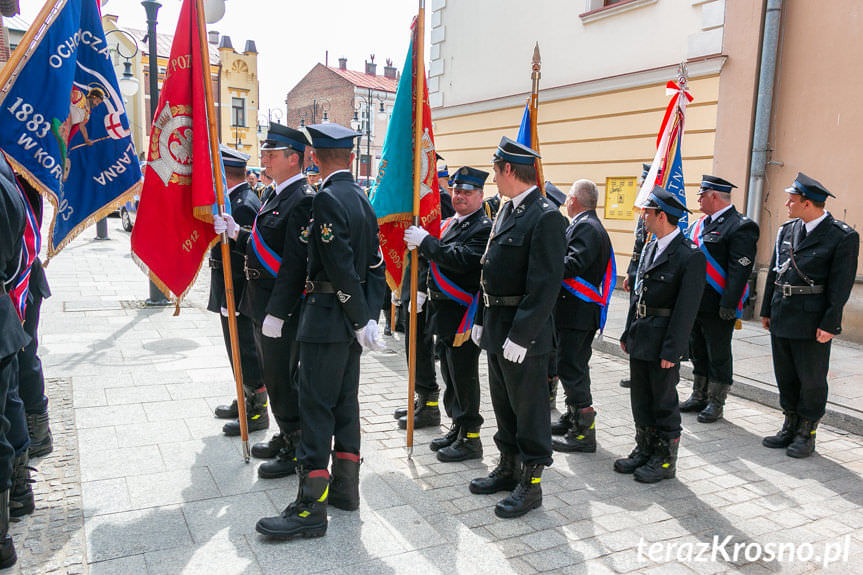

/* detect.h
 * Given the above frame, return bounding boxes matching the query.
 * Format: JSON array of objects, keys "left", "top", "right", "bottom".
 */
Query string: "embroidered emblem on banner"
[{"left": 148, "top": 103, "right": 194, "bottom": 186}]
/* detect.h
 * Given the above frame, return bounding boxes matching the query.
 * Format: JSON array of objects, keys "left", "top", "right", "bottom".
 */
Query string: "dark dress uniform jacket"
[
  {"left": 237, "top": 178, "right": 314, "bottom": 324},
  {"left": 419, "top": 209, "right": 492, "bottom": 345},
  {"left": 555, "top": 210, "right": 612, "bottom": 332},
  {"left": 760, "top": 215, "right": 859, "bottom": 339},
  {"left": 0, "top": 154, "right": 30, "bottom": 360},
  {"left": 623, "top": 233, "right": 706, "bottom": 363},
  {"left": 478, "top": 188, "right": 568, "bottom": 355},
  {"left": 298, "top": 171, "right": 386, "bottom": 344},
  {"left": 208, "top": 182, "right": 261, "bottom": 313},
  {"left": 483, "top": 195, "right": 501, "bottom": 220},
  {"left": 686, "top": 206, "right": 759, "bottom": 314}
]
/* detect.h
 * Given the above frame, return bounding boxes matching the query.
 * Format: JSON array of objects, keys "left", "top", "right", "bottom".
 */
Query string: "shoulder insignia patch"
[
  {"left": 337, "top": 290, "right": 351, "bottom": 304},
  {"left": 320, "top": 223, "right": 334, "bottom": 243},
  {"left": 738, "top": 256, "right": 752, "bottom": 266}
]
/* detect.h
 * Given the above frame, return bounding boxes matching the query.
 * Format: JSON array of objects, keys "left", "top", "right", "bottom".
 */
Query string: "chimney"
[
  {"left": 338, "top": 57, "right": 347, "bottom": 70},
  {"left": 208, "top": 30, "right": 219, "bottom": 45},
  {"left": 383, "top": 58, "right": 397, "bottom": 79},
  {"left": 365, "top": 54, "right": 376, "bottom": 76}
]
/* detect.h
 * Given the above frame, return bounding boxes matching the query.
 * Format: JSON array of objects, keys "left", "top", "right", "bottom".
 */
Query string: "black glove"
[{"left": 718, "top": 307, "right": 736, "bottom": 321}]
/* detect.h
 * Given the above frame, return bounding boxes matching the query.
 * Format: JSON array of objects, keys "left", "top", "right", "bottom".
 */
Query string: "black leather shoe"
[
  {"left": 258, "top": 432, "right": 300, "bottom": 479},
  {"left": 251, "top": 433, "right": 285, "bottom": 459},
  {"left": 634, "top": 435, "right": 679, "bottom": 484},
  {"left": 786, "top": 418, "right": 818, "bottom": 458},
  {"left": 429, "top": 425, "right": 459, "bottom": 452},
  {"left": 9, "top": 454, "right": 34, "bottom": 518},
  {"left": 552, "top": 408, "right": 596, "bottom": 453},
  {"left": 222, "top": 406, "right": 269, "bottom": 436},
  {"left": 26, "top": 411, "right": 53, "bottom": 458},
  {"left": 494, "top": 464, "right": 543, "bottom": 518},
  {"left": 619, "top": 378, "right": 631, "bottom": 388},
  {"left": 398, "top": 390, "right": 441, "bottom": 429},
  {"left": 614, "top": 427, "right": 652, "bottom": 474},
  {"left": 763, "top": 413, "right": 798, "bottom": 448},
  {"left": 213, "top": 399, "right": 238, "bottom": 420},
  {"left": 469, "top": 452, "right": 520, "bottom": 494},
  {"left": 680, "top": 375, "right": 709, "bottom": 413},
  {"left": 256, "top": 469, "right": 329, "bottom": 540},
  {"left": 697, "top": 382, "right": 730, "bottom": 423},
  {"left": 329, "top": 452, "right": 361, "bottom": 511},
  {"left": 550, "top": 405, "right": 575, "bottom": 436},
  {"left": 437, "top": 429, "right": 482, "bottom": 462}
]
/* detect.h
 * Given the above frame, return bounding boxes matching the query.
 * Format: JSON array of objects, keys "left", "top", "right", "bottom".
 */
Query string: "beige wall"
[
  {"left": 433, "top": 73, "right": 720, "bottom": 274},
  {"left": 219, "top": 46, "right": 259, "bottom": 164}
]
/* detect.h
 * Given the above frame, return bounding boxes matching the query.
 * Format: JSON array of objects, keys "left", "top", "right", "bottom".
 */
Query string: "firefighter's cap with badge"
[
  {"left": 261, "top": 123, "right": 309, "bottom": 152},
  {"left": 303, "top": 123, "right": 360, "bottom": 149},
  {"left": 452, "top": 166, "right": 488, "bottom": 191},
  {"left": 785, "top": 172, "right": 835, "bottom": 202},
  {"left": 219, "top": 144, "right": 249, "bottom": 168},
  {"left": 642, "top": 185, "right": 690, "bottom": 218}
]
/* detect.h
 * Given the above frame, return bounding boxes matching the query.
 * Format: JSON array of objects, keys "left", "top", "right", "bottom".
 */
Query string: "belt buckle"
[
  {"left": 482, "top": 293, "right": 490, "bottom": 307},
  {"left": 305, "top": 280, "right": 315, "bottom": 293},
  {"left": 781, "top": 284, "right": 792, "bottom": 297},
  {"left": 636, "top": 303, "right": 647, "bottom": 318}
]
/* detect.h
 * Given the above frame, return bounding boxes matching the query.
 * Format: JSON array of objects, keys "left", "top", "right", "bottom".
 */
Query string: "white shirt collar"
[
  {"left": 273, "top": 173, "right": 306, "bottom": 197},
  {"left": 805, "top": 211, "right": 829, "bottom": 234},
  {"left": 653, "top": 227, "right": 681, "bottom": 260},
  {"left": 709, "top": 204, "right": 733, "bottom": 222},
  {"left": 509, "top": 185, "right": 537, "bottom": 210},
  {"left": 321, "top": 169, "right": 352, "bottom": 189},
  {"left": 453, "top": 206, "right": 482, "bottom": 223}
]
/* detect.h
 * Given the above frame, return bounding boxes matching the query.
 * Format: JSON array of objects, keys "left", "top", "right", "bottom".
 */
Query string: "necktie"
[{"left": 494, "top": 200, "right": 513, "bottom": 234}]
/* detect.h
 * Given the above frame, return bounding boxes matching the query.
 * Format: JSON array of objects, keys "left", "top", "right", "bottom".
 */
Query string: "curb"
[{"left": 593, "top": 335, "right": 863, "bottom": 436}]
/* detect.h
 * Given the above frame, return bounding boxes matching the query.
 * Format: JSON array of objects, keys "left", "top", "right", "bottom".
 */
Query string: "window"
[
  {"left": 360, "top": 154, "right": 371, "bottom": 177},
  {"left": 232, "top": 97, "right": 246, "bottom": 128}
]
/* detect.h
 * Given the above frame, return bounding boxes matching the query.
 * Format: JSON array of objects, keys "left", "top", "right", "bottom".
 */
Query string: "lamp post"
[{"left": 351, "top": 87, "right": 386, "bottom": 185}]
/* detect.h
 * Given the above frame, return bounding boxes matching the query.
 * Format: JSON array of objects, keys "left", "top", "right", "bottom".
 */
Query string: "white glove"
[
  {"left": 355, "top": 320, "right": 387, "bottom": 351},
  {"left": 471, "top": 325, "right": 483, "bottom": 347},
  {"left": 502, "top": 337, "right": 527, "bottom": 364},
  {"left": 262, "top": 314, "right": 284, "bottom": 338},
  {"left": 404, "top": 226, "right": 430, "bottom": 251},
  {"left": 409, "top": 292, "right": 427, "bottom": 314},
  {"left": 220, "top": 307, "right": 238, "bottom": 317},
  {"left": 213, "top": 213, "right": 239, "bottom": 240},
  {"left": 391, "top": 291, "right": 401, "bottom": 307}
]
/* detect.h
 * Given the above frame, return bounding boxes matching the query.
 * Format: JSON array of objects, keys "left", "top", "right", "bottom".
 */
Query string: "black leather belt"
[
  {"left": 305, "top": 280, "right": 335, "bottom": 294},
  {"left": 636, "top": 304, "right": 672, "bottom": 319},
  {"left": 428, "top": 290, "right": 449, "bottom": 301},
  {"left": 482, "top": 294, "right": 522, "bottom": 307},
  {"left": 245, "top": 267, "right": 263, "bottom": 280},
  {"left": 209, "top": 258, "right": 222, "bottom": 270},
  {"left": 775, "top": 283, "right": 824, "bottom": 297}
]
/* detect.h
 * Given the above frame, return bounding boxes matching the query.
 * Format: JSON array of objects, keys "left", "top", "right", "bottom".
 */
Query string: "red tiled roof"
[{"left": 327, "top": 66, "right": 398, "bottom": 93}]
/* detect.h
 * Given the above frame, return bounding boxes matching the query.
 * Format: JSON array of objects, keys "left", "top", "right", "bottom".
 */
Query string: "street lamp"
[
  {"left": 105, "top": 28, "right": 140, "bottom": 97},
  {"left": 351, "top": 88, "right": 386, "bottom": 183}
]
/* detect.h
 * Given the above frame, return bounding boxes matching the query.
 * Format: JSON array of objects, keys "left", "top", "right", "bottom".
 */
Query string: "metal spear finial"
[
  {"left": 677, "top": 59, "right": 688, "bottom": 87},
  {"left": 532, "top": 42, "right": 541, "bottom": 73}
]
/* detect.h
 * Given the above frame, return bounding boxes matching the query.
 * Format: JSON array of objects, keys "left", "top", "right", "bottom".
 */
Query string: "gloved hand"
[
  {"left": 391, "top": 291, "right": 401, "bottom": 307},
  {"left": 718, "top": 307, "right": 736, "bottom": 321},
  {"left": 471, "top": 325, "right": 483, "bottom": 347},
  {"left": 404, "top": 225, "right": 430, "bottom": 251},
  {"left": 355, "top": 320, "right": 386, "bottom": 351},
  {"left": 262, "top": 314, "right": 284, "bottom": 338},
  {"left": 409, "top": 292, "right": 427, "bottom": 314},
  {"left": 502, "top": 337, "right": 527, "bottom": 364},
  {"left": 220, "top": 307, "right": 229, "bottom": 317},
  {"left": 213, "top": 213, "right": 239, "bottom": 240}
]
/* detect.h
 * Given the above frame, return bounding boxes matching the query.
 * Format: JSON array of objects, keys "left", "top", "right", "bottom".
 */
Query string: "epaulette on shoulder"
[{"left": 832, "top": 219, "right": 855, "bottom": 234}]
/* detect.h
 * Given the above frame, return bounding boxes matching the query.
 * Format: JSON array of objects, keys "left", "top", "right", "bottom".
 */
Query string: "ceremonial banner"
[
  {"left": 369, "top": 18, "right": 441, "bottom": 292},
  {"left": 0, "top": 0, "right": 141, "bottom": 257},
  {"left": 130, "top": 0, "right": 220, "bottom": 300},
  {"left": 635, "top": 76, "right": 693, "bottom": 230}
]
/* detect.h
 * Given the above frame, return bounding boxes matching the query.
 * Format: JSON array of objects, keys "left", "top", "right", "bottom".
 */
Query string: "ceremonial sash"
[
  {"left": 688, "top": 216, "right": 749, "bottom": 319},
  {"left": 561, "top": 254, "right": 617, "bottom": 332},
  {"left": 249, "top": 217, "right": 281, "bottom": 277},
  {"left": 429, "top": 218, "right": 479, "bottom": 347},
  {"left": 8, "top": 180, "right": 39, "bottom": 322}
]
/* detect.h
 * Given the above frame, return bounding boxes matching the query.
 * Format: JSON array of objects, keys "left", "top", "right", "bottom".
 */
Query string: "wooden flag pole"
[
  {"left": 194, "top": 0, "right": 250, "bottom": 462},
  {"left": 530, "top": 42, "right": 545, "bottom": 194},
  {"left": 0, "top": 0, "right": 59, "bottom": 98},
  {"left": 407, "top": 0, "right": 426, "bottom": 458}
]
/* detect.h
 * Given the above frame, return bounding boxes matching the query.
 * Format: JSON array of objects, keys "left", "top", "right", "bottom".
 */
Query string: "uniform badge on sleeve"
[
  {"left": 738, "top": 256, "right": 751, "bottom": 266},
  {"left": 299, "top": 225, "right": 310, "bottom": 244},
  {"left": 320, "top": 223, "right": 334, "bottom": 243},
  {"left": 337, "top": 290, "right": 351, "bottom": 304}
]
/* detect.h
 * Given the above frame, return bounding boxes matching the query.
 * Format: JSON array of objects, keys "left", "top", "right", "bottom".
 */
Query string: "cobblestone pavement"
[{"left": 24, "top": 218, "right": 863, "bottom": 574}]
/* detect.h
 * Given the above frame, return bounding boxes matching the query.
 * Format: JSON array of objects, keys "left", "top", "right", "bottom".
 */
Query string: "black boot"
[
  {"left": 392, "top": 394, "right": 419, "bottom": 420},
  {"left": 329, "top": 452, "right": 361, "bottom": 511},
  {"left": 786, "top": 418, "right": 818, "bottom": 458},
  {"left": 9, "top": 453, "right": 35, "bottom": 518},
  {"left": 634, "top": 435, "right": 679, "bottom": 484},
  {"left": 222, "top": 388, "right": 269, "bottom": 436},
  {"left": 762, "top": 412, "right": 798, "bottom": 448},
  {"left": 0, "top": 490, "right": 16, "bottom": 569},
  {"left": 258, "top": 431, "right": 300, "bottom": 479},
  {"left": 437, "top": 428, "right": 483, "bottom": 462},
  {"left": 679, "top": 375, "right": 708, "bottom": 413},
  {"left": 550, "top": 405, "right": 575, "bottom": 436},
  {"left": 251, "top": 433, "right": 286, "bottom": 459},
  {"left": 619, "top": 378, "right": 631, "bottom": 388},
  {"left": 469, "top": 452, "right": 520, "bottom": 494},
  {"left": 614, "top": 427, "right": 652, "bottom": 474},
  {"left": 255, "top": 469, "right": 329, "bottom": 540},
  {"left": 26, "top": 411, "right": 53, "bottom": 458},
  {"left": 697, "top": 382, "right": 731, "bottom": 423},
  {"left": 397, "top": 390, "right": 441, "bottom": 430},
  {"left": 429, "top": 424, "right": 460, "bottom": 452},
  {"left": 213, "top": 399, "right": 238, "bottom": 420},
  {"left": 552, "top": 407, "right": 596, "bottom": 453},
  {"left": 494, "top": 464, "right": 543, "bottom": 518},
  {"left": 548, "top": 377, "right": 559, "bottom": 407}
]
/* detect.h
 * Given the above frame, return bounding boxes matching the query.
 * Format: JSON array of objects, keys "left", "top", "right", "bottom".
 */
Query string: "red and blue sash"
[
  {"left": 428, "top": 218, "right": 479, "bottom": 347},
  {"left": 561, "top": 254, "right": 617, "bottom": 333},
  {"left": 9, "top": 182, "right": 39, "bottom": 322},
  {"left": 688, "top": 215, "right": 749, "bottom": 319},
  {"left": 250, "top": 216, "right": 281, "bottom": 277}
]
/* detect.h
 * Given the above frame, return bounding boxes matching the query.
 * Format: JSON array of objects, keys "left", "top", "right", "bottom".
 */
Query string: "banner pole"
[
  {"left": 194, "top": 0, "right": 250, "bottom": 462},
  {"left": 530, "top": 43, "right": 544, "bottom": 194}
]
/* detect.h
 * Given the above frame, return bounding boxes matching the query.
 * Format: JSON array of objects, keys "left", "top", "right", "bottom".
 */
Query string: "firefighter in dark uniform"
[
  {"left": 256, "top": 123, "right": 386, "bottom": 540},
  {"left": 615, "top": 186, "right": 705, "bottom": 483},
  {"left": 209, "top": 146, "right": 265, "bottom": 436},
  {"left": 214, "top": 124, "right": 314, "bottom": 480},
  {"left": 0, "top": 150, "right": 31, "bottom": 568},
  {"left": 761, "top": 173, "right": 859, "bottom": 458},
  {"left": 551, "top": 180, "right": 614, "bottom": 453},
  {"left": 679, "top": 175, "right": 759, "bottom": 422},
  {"left": 305, "top": 164, "right": 321, "bottom": 191},
  {"left": 468, "top": 137, "right": 567, "bottom": 519},
  {"left": 542, "top": 182, "right": 567, "bottom": 408},
  {"left": 404, "top": 166, "right": 492, "bottom": 462},
  {"left": 483, "top": 191, "right": 501, "bottom": 220}
]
